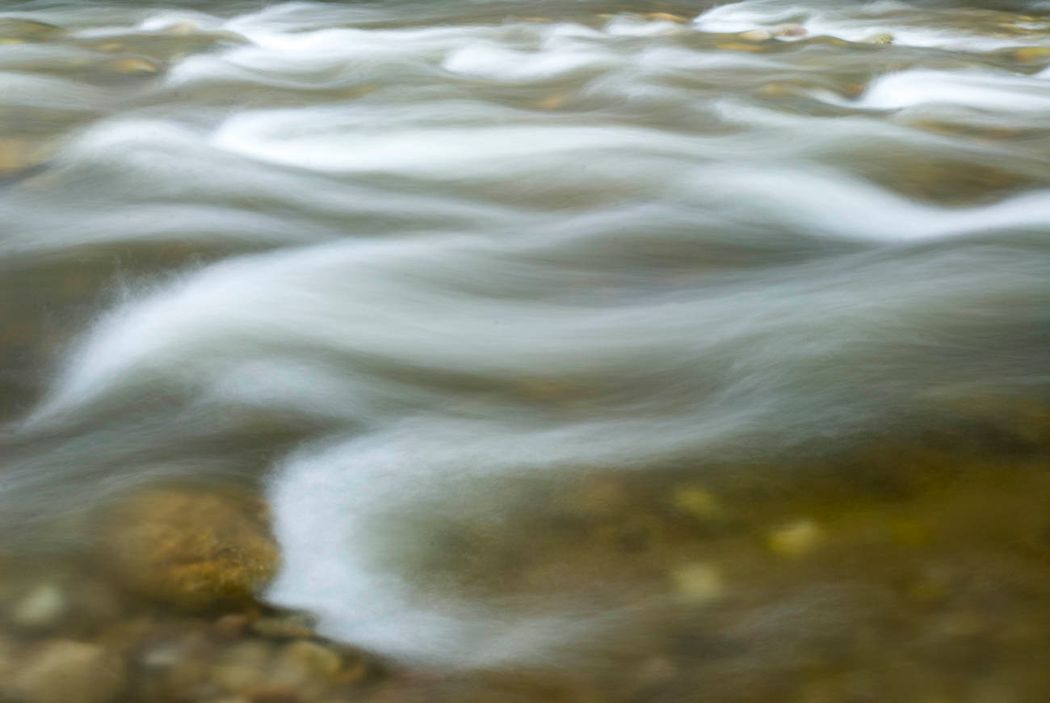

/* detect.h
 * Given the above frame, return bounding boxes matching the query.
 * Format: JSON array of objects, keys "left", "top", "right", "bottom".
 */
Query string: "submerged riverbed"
[{"left": 1, "top": 0, "right": 1050, "bottom": 700}]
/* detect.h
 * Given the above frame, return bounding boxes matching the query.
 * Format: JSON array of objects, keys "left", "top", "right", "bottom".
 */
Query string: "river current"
[{"left": 2, "top": 0, "right": 1050, "bottom": 700}]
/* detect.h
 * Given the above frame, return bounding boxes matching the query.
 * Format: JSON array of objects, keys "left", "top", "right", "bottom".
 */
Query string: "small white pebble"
[{"left": 12, "top": 584, "right": 66, "bottom": 630}]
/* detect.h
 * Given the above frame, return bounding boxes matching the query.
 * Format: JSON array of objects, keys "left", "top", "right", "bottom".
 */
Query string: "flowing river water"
[{"left": 2, "top": 0, "right": 1050, "bottom": 701}]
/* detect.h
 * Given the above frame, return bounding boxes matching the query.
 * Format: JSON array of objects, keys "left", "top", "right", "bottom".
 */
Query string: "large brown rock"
[{"left": 102, "top": 487, "right": 279, "bottom": 611}]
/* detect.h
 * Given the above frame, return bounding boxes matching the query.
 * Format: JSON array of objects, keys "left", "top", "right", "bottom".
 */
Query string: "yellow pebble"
[
  {"left": 842, "top": 82, "right": 866, "bottom": 97},
  {"left": 109, "top": 57, "right": 161, "bottom": 75},
  {"left": 767, "top": 519, "right": 822, "bottom": 557},
  {"left": 863, "top": 33, "right": 894, "bottom": 45},
  {"left": 536, "top": 93, "right": 569, "bottom": 110},
  {"left": 1014, "top": 46, "right": 1050, "bottom": 62},
  {"left": 670, "top": 562, "right": 724, "bottom": 602},
  {"left": 757, "top": 82, "right": 794, "bottom": 98},
  {"left": 672, "top": 487, "right": 722, "bottom": 519}
]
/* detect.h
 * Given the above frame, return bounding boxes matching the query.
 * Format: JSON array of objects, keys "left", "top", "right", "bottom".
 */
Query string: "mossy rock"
[{"left": 101, "top": 487, "right": 279, "bottom": 612}]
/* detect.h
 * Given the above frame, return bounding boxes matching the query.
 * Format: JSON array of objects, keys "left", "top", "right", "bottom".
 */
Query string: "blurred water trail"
[{"left": 1, "top": 0, "right": 1049, "bottom": 673}]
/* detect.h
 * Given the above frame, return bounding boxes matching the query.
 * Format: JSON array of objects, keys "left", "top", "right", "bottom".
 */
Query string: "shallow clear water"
[{"left": 2, "top": 0, "right": 1050, "bottom": 700}]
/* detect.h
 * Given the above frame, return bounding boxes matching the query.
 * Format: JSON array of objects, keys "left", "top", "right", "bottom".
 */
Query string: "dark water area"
[{"left": 1, "top": 0, "right": 1050, "bottom": 701}]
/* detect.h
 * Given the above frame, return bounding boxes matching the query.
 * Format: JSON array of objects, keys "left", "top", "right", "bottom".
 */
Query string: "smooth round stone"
[
  {"left": 105, "top": 56, "right": 163, "bottom": 76},
  {"left": 101, "top": 487, "right": 279, "bottom": 612}
]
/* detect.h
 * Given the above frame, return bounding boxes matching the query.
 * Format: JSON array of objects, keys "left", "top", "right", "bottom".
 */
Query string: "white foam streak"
[
  {"left": 846, "top": 70, "right": 1050, "bottom": 113},
  {"left": 681, "top": 166, "right": 1050, "bottom": 241},
  {"left": 269, "top": 426, "right": 653, "bottom": 664}
]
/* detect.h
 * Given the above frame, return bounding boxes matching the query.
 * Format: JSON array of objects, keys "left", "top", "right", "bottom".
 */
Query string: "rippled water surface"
[{"left": 2, "top": 0, "right": 1050, "bottom": 700}]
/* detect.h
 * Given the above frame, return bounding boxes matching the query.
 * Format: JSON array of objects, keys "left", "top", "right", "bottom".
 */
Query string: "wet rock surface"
[{"left": 101, "top": 487, "right": 280, "bottom": 612}]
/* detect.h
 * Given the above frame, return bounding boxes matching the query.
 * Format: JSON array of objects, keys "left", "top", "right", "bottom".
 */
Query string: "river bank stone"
[{"left": 101, "top": 487, "right": 279, "bottom": 611}]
